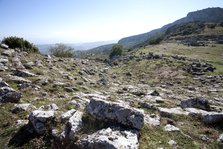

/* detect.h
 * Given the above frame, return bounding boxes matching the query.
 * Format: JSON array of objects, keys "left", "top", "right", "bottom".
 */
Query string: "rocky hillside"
[
  {"left": 0, "top": 31, "right": 223, "bottom": 149},
  {"left": 118, "top": 7, "right": 223, "bottom": 49}
]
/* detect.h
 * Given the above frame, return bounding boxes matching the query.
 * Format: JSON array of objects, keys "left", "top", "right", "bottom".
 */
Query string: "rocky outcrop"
[
  {"left": 202, "top": 113, "right": 223, "bottom": 124},
  {"left": 77, "top": 127, "right": 139, "bottom": 149},
  {"left": 65, "top": 111, "right": 83, "bottom": 139},
  {"left": 185, "top": 62, "right": 215, "bottom": 75},
  {"left": 181, "top": 97, "right": 210, "bottom": 111},
  {"left": 13, "top": 69, "right": 36, "bottom": 77},
  {"left": 87, "top": 97, "right": 144, "bottom": 130},
  {"left": 0, "top": 86, "right": 21, "bottom": 103},
  {"left": 28, "top": 110, "right": 55, "bottom": 134},
  {"left": 185, "top": 108, "right": 223, "bottom": 124},
  {"left": 60, "top": 111, "right": 83, "bottom": 140}
]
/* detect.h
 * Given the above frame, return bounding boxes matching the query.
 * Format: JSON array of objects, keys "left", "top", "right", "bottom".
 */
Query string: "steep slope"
[{"left": 118, "top": 7, "right": 223, "bottom": 49}]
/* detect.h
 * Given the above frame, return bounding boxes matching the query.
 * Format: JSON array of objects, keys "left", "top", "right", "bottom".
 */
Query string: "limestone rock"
[
  {"left": 181, "top": 97, "right": 210, "bottom": 111},
  {"left": 13, "top": 69, "right": 36, "bottom": 77},
  {"left": 0, "top": 43, "right": 9, "bottom": 49},
  {"left": 8, "top": 75, "right": 31, "bottom": 84},
  {"left": 11, "top": 57, "right": 25, "bottom": 69},
  {"left": 2, "top": 49, "right": 15, "bottom": 57},
  {"left": 164, "top": 124, "right": 180, "bottom": 132},
  {"left": 202, "top": 113, "right": 223, "bottom": 124},
  {"left": 77, "top": 127, "right": 139, "bottom": 149},
  {"left": 217, "top": 133, "right": 223, "bottom": 143},
  {"left": 12, "top": 103, "right": 36, "bottom": 113},
  {"left": 158, "top": 107, "right": 189, "bottom": 117},
  {"left": 61, "top": 109, "right": 76, "bottom": 122},
  {"left": 39, "top": 103, "right": 59, "bottom": 111},
  {"left": 0, "top": 57, "right": 9, "bottom": 65},
  {"left": 0, "top": 86, "right": 21, "bottom": 103},
  {"left": 23, "top": 61, "right": 35, "bottom": 69},
  {"left": 15, "top": 120, "right": 29, "bottom": 127},
  {"left": 87, "top": 97, "right": 144, "bottom": 130},
  {"left": 0, "top": 80, "right": 9, "bottom": 87},
  {"left": 168, "top": 140, "right": 177, "bottom": 147},
  {"left": 64, "top": 111, "right": 83, "bottom": 139},
  {"left": 144, "top": 114, "right": 160, "bottom": 127},
  {"left": 28, "top": 110, "right": 55, "bottom": 134}
]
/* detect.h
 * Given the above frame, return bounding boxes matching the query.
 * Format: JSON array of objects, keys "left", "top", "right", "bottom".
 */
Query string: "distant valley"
[{"left": 37, "top": 40, "right": 117, "bottom": 54}]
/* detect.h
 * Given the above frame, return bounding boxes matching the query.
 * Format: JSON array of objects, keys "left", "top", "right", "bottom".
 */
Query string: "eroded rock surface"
[
  {"left": 87, "top": 97, "right": 144, "bottom": 130},
  {"left": 77, "top": 127, "right": 139, "bottom": 149}
]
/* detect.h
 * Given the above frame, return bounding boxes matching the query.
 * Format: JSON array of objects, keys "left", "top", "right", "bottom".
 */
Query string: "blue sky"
[{"left": 0, "top": 0, "right": 223, "bottom": 44}]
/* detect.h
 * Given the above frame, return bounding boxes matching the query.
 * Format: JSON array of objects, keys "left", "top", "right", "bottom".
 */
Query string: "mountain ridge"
[{"left": 118, "top": 7, "right": 223, "bottom": 49}]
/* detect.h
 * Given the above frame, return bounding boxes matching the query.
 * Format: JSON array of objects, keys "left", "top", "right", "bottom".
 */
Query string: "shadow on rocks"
[{"left": 8, "top": 123, "right": 39, "bottom": 147}]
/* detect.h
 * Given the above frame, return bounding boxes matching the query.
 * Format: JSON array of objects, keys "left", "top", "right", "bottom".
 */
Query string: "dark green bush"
[
  {"left": 109, "top": 44, "right": 123, "bottom": 59},
  {"left": 1, "top": 36, "right": 39, "bottom": 53},
  {"left": 49, "top": 44, "right": 74, "bottom": 57}
]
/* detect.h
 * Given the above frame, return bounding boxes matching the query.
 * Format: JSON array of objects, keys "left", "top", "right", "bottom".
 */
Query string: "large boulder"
[
  {"left": 77, "top": 127, "right": 139, "bottom": 149},
  {"left": 1, "top": 49, "right": 15, "bottom": 57},
  {"left": 0, "top": 43, "right": 9, "bottom": 49},
  {"left": 185, "top": 108, "right": 223, "bottom": 124},
  {"left": 87, "top": 98, "right": 144, "bottom": 130},
  {"left": 28, "top": 110, "right": 55, "bottom": 134},
  {"left": 65, "top": 111, "right": 83, "bottom": 139},
  {"left": 0, "top": 87, "right": 21, "bottom": 103},
  {"left": 181, "top": 97, "right": 210, "bottom": 111},
  {"left": 202, "top": 113, "right": 223, "bottom": 124}
]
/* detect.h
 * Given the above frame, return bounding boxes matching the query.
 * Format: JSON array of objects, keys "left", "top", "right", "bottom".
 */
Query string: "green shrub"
[
  {"left": 1, "top": 36, "right": 39, "bottom": 53},
  {"left": 109, "top": 44, "right": 123, "bottom": 59},
  {"left": 49, "top": 44, "right": 74, "bottom": 57}
]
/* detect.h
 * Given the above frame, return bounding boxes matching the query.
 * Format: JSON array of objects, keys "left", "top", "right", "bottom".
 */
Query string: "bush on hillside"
[
  {"left": 1, "top": 36, "right": 39, "bottom": 53},
  {"left": 49, "top": 44, "right": 74, "bottom": 57},
  {"left": 109, "top": 44, "right": 123, "bottom": 59}
]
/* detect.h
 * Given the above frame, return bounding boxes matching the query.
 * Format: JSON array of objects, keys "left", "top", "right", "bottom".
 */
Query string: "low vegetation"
[
  {"left": 109, "top": 44, "right": 124, "bottom": 59},
  {"left": 1, "top": 36, "right": 39, "bottom": 53},
  {"left": 49, "top": 43, "right": 74, "bottom": 57}
]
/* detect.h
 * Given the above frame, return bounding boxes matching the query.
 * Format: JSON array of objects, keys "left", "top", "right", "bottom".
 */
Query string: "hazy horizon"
[{"left": 0, "top": 0, "right": 223, "bottom": 44}]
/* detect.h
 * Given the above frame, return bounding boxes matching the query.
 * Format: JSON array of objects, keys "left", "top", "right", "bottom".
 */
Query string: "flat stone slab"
[
  {"left": 77, "top": 127, "right": 139, "bottom": 149},
  {"left": 87, "top": 97, "right": 144, "bottom": 130},
  {"left": 158, "top": 107, "right": 189, "bottom": 117}
]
